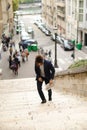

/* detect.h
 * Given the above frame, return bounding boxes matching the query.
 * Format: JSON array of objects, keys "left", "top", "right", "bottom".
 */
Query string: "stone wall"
[{"left": 55, "top": 68, "right": 87, "bottom": 97}]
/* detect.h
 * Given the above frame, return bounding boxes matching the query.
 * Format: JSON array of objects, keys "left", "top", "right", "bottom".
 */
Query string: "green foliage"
[
  {"left": 68, "top": 60, "right": 87, "bottom": 69},
  {"left": 12, "top": 0, "right": 19, "bottom": 11}
]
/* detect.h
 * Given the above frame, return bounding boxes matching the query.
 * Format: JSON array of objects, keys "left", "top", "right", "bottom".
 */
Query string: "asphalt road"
[
  {"left": 1, "top": 14, "right": 87, "bottom": 80},
  {"left": 0, "top": 15, "right": 53, "bottom": 80}
]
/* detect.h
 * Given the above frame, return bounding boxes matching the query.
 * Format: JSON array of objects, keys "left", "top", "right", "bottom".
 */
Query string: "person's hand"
[
  {"left": 38, "top": 77, "right": 43, "bottom": 82},
  {"left": 49, "top": 79, "right": 53, "bottom": 85}
]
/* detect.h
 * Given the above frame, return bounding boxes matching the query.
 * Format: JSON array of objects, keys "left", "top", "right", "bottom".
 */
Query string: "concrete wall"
[
  {"left": 55, "top": 70, "right": 87, "bottom": 97},
  {"left": 1, "top": 0, "right": 13, "bottom": 35}
]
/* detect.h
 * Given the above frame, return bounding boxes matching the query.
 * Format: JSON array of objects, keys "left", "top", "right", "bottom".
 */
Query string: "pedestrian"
[
  {"left": 35, "top": 55, "right": 55, "bottom": 104},
  {"left": 12, "top": 54, "right": 19, "bottom": 75},
  {"left": 24, "top": 49, "right": 29, "bottom": 61},
  {"left": 10, "top": 40, "right": 15, "bottom": 48},
  {"left": 13, "top": 50, "right": 21, "bottom": 67},
  {"left": 8, "top": 55, "right": 12, "bottom": 68},
  {"left": 9, "top": 46, "right": 13, "bottom": 55},
  {"left": 5, "top": 36, "right": 10, "bottom": 48},
  {"left": 48, "top": 50, "right": 51, "bottom": 57},
  {"left": 21, "top": 50, "right": 26, "bottom": 62}
]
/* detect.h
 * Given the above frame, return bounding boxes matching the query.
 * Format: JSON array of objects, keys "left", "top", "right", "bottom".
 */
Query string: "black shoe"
[
  {"left": 49, "top": 98, "right": 52, "bottom": 101},
  {"left": 41, "top": 100, "right": 46, "bottom": 104}
]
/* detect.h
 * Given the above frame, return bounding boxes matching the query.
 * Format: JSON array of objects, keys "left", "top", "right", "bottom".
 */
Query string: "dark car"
[
  {"left": 19, "top": 39, "right": 38, "bottom": 49},
  {"left": 60, "top": 39, "right": 74, "bottom": 51}
]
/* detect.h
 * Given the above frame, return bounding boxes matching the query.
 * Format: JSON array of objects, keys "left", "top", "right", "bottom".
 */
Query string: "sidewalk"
[
  {"left": 0, "top": 78, "right": 87, "bottom": 130},
  {"left": 81, "top": 46, "right": 87, "bottom": 54}
]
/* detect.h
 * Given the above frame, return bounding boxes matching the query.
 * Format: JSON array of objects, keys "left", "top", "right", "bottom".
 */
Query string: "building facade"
[
  {"left": 56, "top": 0, "right": 66, "bottom": 37},
  {"left": 83, "top": 0, "right": 87, "bottom": 45},
  {"left": 42, "top": 0, "right": 55, "bottom": 32},
  {"left": 0, "top": 0, "right": 13, "bottom": 37},
  {"left": 42, "top": 0, "right": 87, "bottom": 46},
  {"left": 42, "top": 0, "right": 66, "bottom": 36},
  {"left": 66, "top": 0, "right": 77, "bottom": 40},
  {"left": 66, "top": 0, "right": 87, "bottom": 45}
]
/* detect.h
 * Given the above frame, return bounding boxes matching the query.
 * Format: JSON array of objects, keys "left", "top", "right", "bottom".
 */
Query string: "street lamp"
[
  {"left": 71, "top": 40, "right": 75, "bottom": 59},
  {"left": 53, "top": 28, "right": 58, "bottom": 68},
  {"left": 54, "top": 32, "right": 58, "bottom": 67}
]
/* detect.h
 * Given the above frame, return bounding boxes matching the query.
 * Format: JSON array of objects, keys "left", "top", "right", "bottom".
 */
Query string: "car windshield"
[
  {"left": 68, "top": 40, "right": 74, "bottom": 46},
  {"left": 63, "top": 40, "right": 73, "bottom": 48}
]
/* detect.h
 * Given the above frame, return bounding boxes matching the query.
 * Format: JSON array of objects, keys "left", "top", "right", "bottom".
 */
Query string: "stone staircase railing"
[
  {"left": 0, "top": 65, "right": 87, "bottom": 97},
  {"left": 55, "top": 66, "right": 87, "bottom": 97}
]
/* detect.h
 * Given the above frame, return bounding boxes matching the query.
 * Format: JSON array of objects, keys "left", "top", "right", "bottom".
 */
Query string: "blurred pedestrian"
[
  {"left": 12, "top": 54, "right": 19, "bottom": 75},
  {"left": 8, "top": 55, "right": 12, "bottom": 68},
  {"left": 48, "top": 50, "right": 51, "bottom": 57},
  {"left": 9, "top": 46, "right": 13, "bottom": 55}
]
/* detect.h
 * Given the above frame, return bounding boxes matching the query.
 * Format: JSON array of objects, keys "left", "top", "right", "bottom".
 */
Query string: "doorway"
[{"left": 85, "top": 33, "right": 87, "bottom": 46}]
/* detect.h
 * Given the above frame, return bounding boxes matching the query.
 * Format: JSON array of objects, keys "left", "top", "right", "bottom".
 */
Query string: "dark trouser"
[{"left": 37, "top": 78, "right": 52, "bottom": 101}]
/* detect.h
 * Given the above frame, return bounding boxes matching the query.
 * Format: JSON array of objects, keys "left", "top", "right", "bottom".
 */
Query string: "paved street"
[
  {"left": 0, "top": 78, "right": 87, "bottom": 130},
  {"left": 0, "top": 14, "right": 87, "bottom": 79}
]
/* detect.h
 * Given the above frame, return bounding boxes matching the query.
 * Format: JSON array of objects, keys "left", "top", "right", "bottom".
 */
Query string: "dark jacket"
[{"left": 35, "top": 59, "right": 55, "bottom": 81}]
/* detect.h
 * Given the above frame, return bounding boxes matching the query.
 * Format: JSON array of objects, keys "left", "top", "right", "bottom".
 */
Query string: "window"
[
  {"left": 79, "top": 0, "right": 83, "bottom": 22},
  {"left": 79, "top": 0, "right": 83, "bottom": 7},
  {"left": 79, "top": 14, "right": 83, "bottom": 21},
  {"left": 79, "top": 9, "right": 83, "bottom": 13}
]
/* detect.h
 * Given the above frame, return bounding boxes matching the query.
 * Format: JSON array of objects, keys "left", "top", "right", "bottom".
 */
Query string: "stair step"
[{"left": 0, "top": 78, "right": 37, "bottom": 93}]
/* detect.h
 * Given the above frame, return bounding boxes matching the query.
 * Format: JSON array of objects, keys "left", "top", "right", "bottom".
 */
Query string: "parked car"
[
  {"left": 38, "top": 22, "right": 45, "bottom": 30},
  {"left": 19, "top": 39, "right": 38, "bottom": 49},
  {"left": 56, "top": 35, "right": 64, "bottom": 44},
  {"left": 27, "top": 27, "right": 33, "bottom": 34},
  {"left": 44, "top": 29, "right": 51, "bottom": 36},
  {"left": 60, "top": 39, "right": 74, "bottom": 51},
  {"left": 51, "top": 33, "right": 55, "bottom": 41},
  {"left": 34, "top": 18, "right": 42, "bottom": 26},
  {"left": 20, "top": 31, "right": 30, "bottom": 41},
  {"left": 40, "top": 26, "right": 46, "bottom": 32}
]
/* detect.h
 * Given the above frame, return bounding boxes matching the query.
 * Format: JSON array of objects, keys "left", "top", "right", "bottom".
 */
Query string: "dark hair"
[{"left": 35, "top": 55, "right": 43, "bottom": 64}]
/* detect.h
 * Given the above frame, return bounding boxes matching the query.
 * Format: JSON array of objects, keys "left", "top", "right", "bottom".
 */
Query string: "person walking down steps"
[{"left": 35, "top": 55, "right": 55, "bottom": 104}]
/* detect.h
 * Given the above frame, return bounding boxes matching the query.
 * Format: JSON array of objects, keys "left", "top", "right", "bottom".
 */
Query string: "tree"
[{"left": 12, "top": 0, "right": 19, "bottom": 11}]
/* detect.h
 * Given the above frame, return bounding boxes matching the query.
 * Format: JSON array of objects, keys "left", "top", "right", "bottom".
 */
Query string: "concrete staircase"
[{"left": 0, "top": 78, "right": 87, "bottom": 130}]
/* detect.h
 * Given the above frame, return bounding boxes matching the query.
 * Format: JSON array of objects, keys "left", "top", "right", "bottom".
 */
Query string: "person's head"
[{"left": 35, "top": 55, "right": 44, "bottom": 66}]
